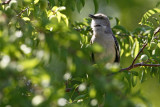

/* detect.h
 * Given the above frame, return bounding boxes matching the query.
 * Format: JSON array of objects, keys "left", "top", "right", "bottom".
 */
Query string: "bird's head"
[{"left": 89, "top": 13, "right": 111, "bottom": 29}]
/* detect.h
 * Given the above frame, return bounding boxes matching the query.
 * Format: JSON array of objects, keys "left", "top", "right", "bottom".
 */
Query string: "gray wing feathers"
[{"left": 112, "top": 34, "right": 120, "bottom": 62}]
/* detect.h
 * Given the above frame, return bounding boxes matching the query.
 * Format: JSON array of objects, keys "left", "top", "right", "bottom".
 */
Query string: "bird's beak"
[{"left": 89, "top": 14, "right": 96, "bottom": 19}]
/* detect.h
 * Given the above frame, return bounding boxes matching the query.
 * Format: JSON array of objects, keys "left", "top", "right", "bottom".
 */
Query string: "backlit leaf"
[
  {"left": 93, "top": 0, "right": 98, "bottom": 13},
  {"left": 139, "top": 8, "right": 160, "bottom": 26},
  {"left": 20, "top": 58, "right": 39, "bottom": 69},
  {"left": 22, "top": 17, "right": 30, "bottom": 21}
]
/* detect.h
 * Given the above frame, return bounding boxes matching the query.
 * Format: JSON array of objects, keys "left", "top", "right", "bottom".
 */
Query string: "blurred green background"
[{"left": 0, "top": 0, "right": 160, "bottom": 106}]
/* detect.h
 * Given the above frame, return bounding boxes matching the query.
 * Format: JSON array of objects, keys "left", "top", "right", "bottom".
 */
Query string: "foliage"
[{"left": 0, "top": 0, "right": 160, "bottom": 107}]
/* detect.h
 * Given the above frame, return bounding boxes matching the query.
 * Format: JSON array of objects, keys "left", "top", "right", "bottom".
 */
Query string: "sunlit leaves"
[
  {"left": 19, "top": 58, "right": 39, "bottom": 70},
  {"left": 89, "top": 88, "right": 96, "bottom": 98},
  {"left": 105, "top": 63, "right": 120, "bottom": 72},
  {"left": 139, "top": 8, "right": 160, "bottom": 27},
  {"left": 113, "top": 25, "right": 130, "bottom": 35},
  {"left": 9, "top": 0, "right": 18, "bottom": 9},
  {"left": 1, "top": 0, "right": 160, "bottom": 107},
  {"left": 0, "top": 55, "right": 10, "bottom": 69},
  {"left": 22, "top": 17, "right": 30, "bottom": 21},
  {"left": 115, "top": 17, "right": 120, "bottom": 25},
  {"left": 57, "top": 98, "right": 67, "bottom": 106},
  {"left": 47, "top": 6, "right": 69, "bottom": 26},
  {"left": 34, "top": 0, "right": 39, "bottom": 4},
  {"left": 32, "top": 95, "right": 44, "bottom": 106},
  {"left": 132, "top": 38, "right": 139, "bottom": 58}
]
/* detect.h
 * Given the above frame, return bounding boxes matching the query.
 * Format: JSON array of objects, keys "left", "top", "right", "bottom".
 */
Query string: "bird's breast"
[{"left": 91, "top": 33, "right": 116, "bottom": 63}]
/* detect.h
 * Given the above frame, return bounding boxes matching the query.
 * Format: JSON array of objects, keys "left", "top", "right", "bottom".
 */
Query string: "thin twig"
[
  {"left": 131, "top": 43, "right": 147, "bottom": 67},
  {"left": 115, "top": 43, "right": 148, "bottom": 72},
  {"left": 16, "top": 7, "right": 29, "bottom": 17},
  {"left": 107, "top": 43, "right": 160, "bottom": 76},
  {"left": 119, "top": 43, "right": 160, "bottom": 71},
  {"left": 154, "top": 27, "right": 160, "bottom": 35},
  {"left": 119, "top": 63, "right": 160, "bottom": 72},
  {"left": 110, "top": 27, "right": 160, "bottom": 74},
  {"left": 66, "top": 88, "right": 72, "bottom": 92},
  {"left": 1, "top": 0, "right": 11, "bottom": 5},
  {"left": 109, "top": 43, "right": 160, "bottom": 76},
  {"left": 132, "top": 63, "right": 160, "bottom": 67}
]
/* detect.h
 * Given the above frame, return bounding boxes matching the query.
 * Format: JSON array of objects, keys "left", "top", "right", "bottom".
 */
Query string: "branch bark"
[
  {"left": 107, "top": 43, "right": 160, "bottom": 76},
  {"left": 117, "top": 43, "right": 160, "bottom": 73},
  {"left": 154, "top": 27, "right": 160, "bottom": 35},
  {"left": 1, "top": 0, "right": 11, "bottom": 5},
  {"left": 16, "top": 7, "right": 29, "bottom": 17}
]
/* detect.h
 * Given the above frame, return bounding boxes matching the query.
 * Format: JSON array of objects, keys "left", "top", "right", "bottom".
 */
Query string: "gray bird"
[{"left": 89, "top": 13, "right": 120, "bottom": 64}]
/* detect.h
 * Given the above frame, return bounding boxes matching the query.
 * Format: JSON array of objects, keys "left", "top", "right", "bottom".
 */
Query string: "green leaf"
[
  {"left": 131, "top": 38, "right": 139, "bottom": 58},
  {"left": 34, "top": 0, "right": 39, "bottom": 4},
  {"left": 68, "top": 0, "right": 76, "bottom": 11},
  {"left": 80, "top": 0, "right": 85, "bottom": 6},
  {"left": 131, "top": 71, "right": 138, "bottom": 76},
  {"left": 22, "top": 17, "right": 30, "bottom": 21},
  {"left": 129, "top": 36, "right": 134, "bottom": 45},
  {"left": 93, "top": 0, "right": 98, "bottom": 13},
  {"left": 115, "top": 17, "right": 120, "bottom": 25},
  {"left": 48, "top": 0, "right": 55, "bottom": 6},
  {"left": 57, "top": 6, "right": 66, "bottom": 11},
  {"left": 19, "top": 58, "right": 39, "bottom": 69},
  {"left": 113, "top": 25, "right": 129, "bottom": 35},
  {"left": 132, "top": 75, "right": 137, "bottom": 87},
  {"left": 134, "top": 39, "right": 139, "bottom": 58},
  {"left": 76, "top": 0, "right": 83, "bottom": 13},
  {"left": 74, "top": 94, "right": 87, "bottom": 101},
  {"left": 139, "top": 8, "right": 160, "bottom": 26},
  {"left": 151, "top": 67, "right": 158, "bottom": 77},
  {"left": 156, "top": 2, "right": 160, "bottom": 7},
  {"left": 56, "top": 12, "right": 61, "bottom": 22},
  {"left": 139, "top": 69, "right": 147, "bottom": 83},
  {"left": 124, "top": 72, "right": 132, "bottom": 92},
  {"left": 89, "top": 88, "right": 96, "bottom": 98},
  {"left": 139, "top": 95, "right": 152, "bottom": 107},
  {"left": 47, "top": 10, "right": 53, "bottom": 17},
  {"left": 52, "top": 6, "right": 66, "bottom": 12},
  {"left": 60, "top": 13, "right": 69, "bottom": 26},
  {"left": 152, "top": 17, "right": 160, "bottom": 25}
]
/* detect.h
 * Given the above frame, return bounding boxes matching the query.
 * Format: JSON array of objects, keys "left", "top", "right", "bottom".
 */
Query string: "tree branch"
[
  {"left": 107, "top": 43, "right": 160, "bottom": 76},
  {"left": 154, "top": 27, "right": 160, "bottom": 35},
  {"left": 117, "top": 27, "right": 160, "bottom": 73},
  {"left": 116, "top": 43, "right": 160, "bottom": 73},
  {"left": 1, "top": 0, "right": 11, "bottom": 5},
  {"left": 130, "top": 43, "right": 147, "bottom": 66},
  {"left": 119, "top": 63, "right": 160, "bottom": 72},
  {"left": 16, "top": 7, "right": 29, "bottom": 17}
]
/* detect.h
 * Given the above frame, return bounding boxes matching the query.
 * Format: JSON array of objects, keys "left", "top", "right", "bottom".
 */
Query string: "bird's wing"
[
  {"left": 105, "top": 28, "right": 120, "bottom": 63},
  {"left": 112, "top": 34, "right": 120, "bottom": 62},
  {"left": 90, "top": 40, "right": 95, "bottom": 63}
]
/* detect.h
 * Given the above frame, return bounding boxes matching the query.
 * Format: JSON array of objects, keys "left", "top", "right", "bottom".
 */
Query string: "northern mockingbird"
[{"left": 89, "top": 13, "right": 120, "bottom": 64}]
